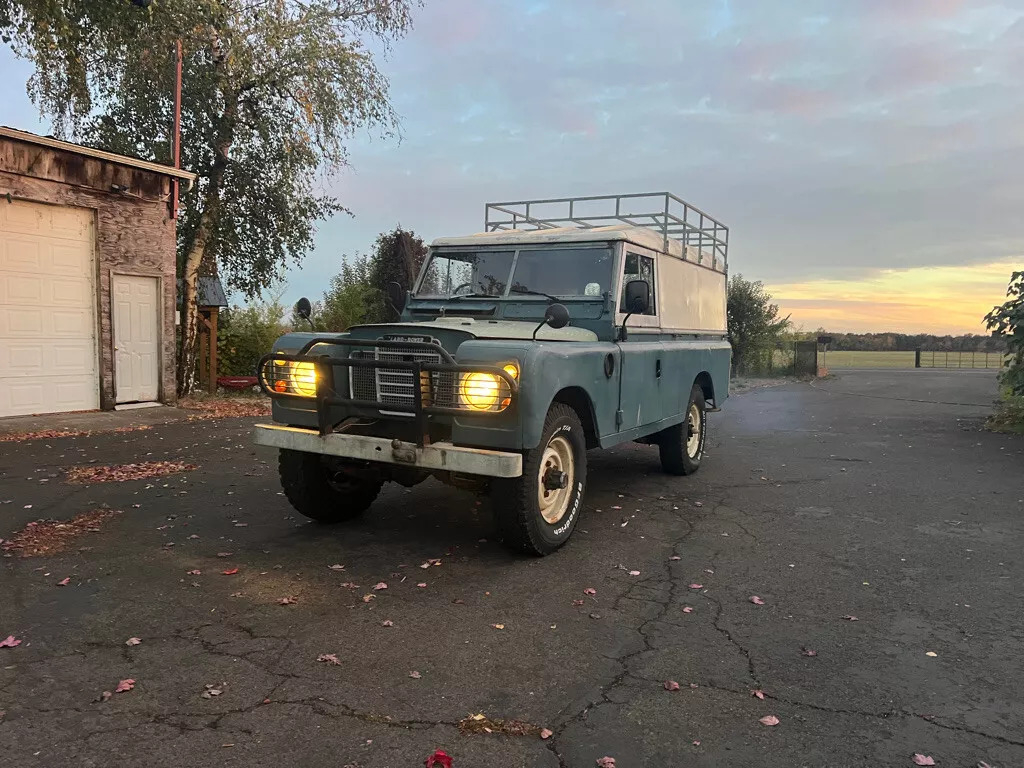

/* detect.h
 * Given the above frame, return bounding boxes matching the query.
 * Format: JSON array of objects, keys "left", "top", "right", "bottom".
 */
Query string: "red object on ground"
[
  {"left": 217, "top": 376, "right": 258, "bottom": 390},
  {"left": 425, "top": 750, "right": 453, "bottom": 768}
]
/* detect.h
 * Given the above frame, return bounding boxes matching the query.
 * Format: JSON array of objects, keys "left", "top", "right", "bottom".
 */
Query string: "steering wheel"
[{"left": 451, "top": 282, "right": 474, "bottom": 295}]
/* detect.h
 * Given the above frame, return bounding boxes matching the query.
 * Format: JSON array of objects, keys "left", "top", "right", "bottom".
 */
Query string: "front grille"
[{"left": 349, "top": 342, "right": 458, "bottom": 411}]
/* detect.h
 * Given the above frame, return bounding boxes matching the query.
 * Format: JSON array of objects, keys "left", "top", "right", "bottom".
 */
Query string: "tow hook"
[{"left": 391, "top": 438, "right": 417, "bottom": 464}]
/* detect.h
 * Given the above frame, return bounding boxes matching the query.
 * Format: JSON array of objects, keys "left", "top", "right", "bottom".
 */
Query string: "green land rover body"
[{"left": 254, "top": 193, "right": 730, "bottom": 555}]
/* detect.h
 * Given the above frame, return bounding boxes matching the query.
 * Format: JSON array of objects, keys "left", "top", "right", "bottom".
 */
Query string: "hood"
[{"left": 354, "top": 317, "right": 598, "bottom": 342}]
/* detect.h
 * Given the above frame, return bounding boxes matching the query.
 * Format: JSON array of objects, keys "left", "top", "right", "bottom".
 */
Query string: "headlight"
[
  {"left": 460, "top": 371, "right": 512, "bottom": 411},
  {"left": 261, "top": 358, "right": 318, "bottom": 398}
]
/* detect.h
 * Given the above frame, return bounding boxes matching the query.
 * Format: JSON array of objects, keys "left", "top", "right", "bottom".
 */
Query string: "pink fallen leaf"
[
  {"left": 911, "top": 755, "right": 936, "bottom": 766},
  {"left": 841, "top": 615, "right": 859, "bottom": 621},
  {"left": 373, "top": 582, "right": 388, "bottom": 591},
  {"left": 750, "top": 595, "right": 765, "bottom": 605},
  {"left": 0, "top": 635, "right": 21, "bottom": 648},
  {"left": 187, "top": 569, "right": 201, "bottom": 575},
  {"left": 628, "top": 570, "right": 641, "bottom": 576},
  {"left": 125, "top": 637, "right": 142, "bottom": 647},
  {"left": 682, "top": 606, "right": 694, "bottom": 613},
  {"left": 751, "top": 689, "right": 765, "bottom": 699},
  {"left": 115, "top": 678, "right": 135, "bottom": 693},
  {"left": 424, "top": 750, "right": 452, "bottom": 768},
  {"left": 278, "top": 596, "right": 297, "bottom": 605},
  {"left": 664, "top": 680, "right": 680, "bottom": 691},
  {"left": 572, "top": 599, "right": 584, "bottom": 606},
  {"left": 688, "top": 583, "right": 703, "bottom": 590},
  {"left": 801, "top": 647, "right": 818, "bottom": 657},
  {"left": 317, "top": 653, "right": 341, "bottom": 665},
  {"left": 416, "top": 583, "right": 427, "bottom": 588},
  {"left": 692, "top": 740, "right": 701, "bottom": 746},
  {"left": 596, "top": 758, "right": 616, "bottom": 768},
  {"left": 221, "top": 568, "right": 239, "bottom": 575},
  {"left": 583, "top": 588, "right": 597, "bottom": 596},
  {"left": 689, "top": 683, "right": 698, "bottom": 689},
  {"left": 57, "top": 577, "right": 71, "bottom": 586},
  {"left": 540, "top": 728, "right": 553, "bottom": 740},
  {"left": 362, "top": 594, "right": 375, "bottom": 603},
  {"left": 491, "top": 623, "right": 505, "bottom": 630},
  {"left": 409, "top": 670, "right": 422, "bottom": 679},
  {"left": 758, "top": 715, "right": 780, "bottom": 726}
]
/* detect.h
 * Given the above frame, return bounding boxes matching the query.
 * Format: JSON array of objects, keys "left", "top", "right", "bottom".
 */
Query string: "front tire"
[
  {"left": 491, "top": 403, "right": 587, "bottom": 556},
  {"left": 278, "top": 449, "right": 382, "bottom": 523},
  {"left": 659, "top": 383, "right": 707, "bottom": 475}
]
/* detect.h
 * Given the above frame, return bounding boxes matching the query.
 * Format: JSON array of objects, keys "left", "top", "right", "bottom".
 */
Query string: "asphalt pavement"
[{"left": 1, "top": 369, "right": 1021, "bottom": 768}]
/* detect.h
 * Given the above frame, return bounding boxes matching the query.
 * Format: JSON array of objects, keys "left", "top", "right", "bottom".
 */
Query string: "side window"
[{"left": 621, "top": 252, "right": 657, "bottom": 316}]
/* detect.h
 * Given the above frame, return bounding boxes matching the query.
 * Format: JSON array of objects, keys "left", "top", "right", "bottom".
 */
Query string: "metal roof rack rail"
[{"left": 484, "top": 192, "right": 728, "bottom": 270}]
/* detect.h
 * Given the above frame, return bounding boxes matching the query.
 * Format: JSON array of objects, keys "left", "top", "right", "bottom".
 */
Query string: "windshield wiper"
[
  {"left": 509, "top": 287, "right": 560, "bottom": 302},
  {"left": 449, "top": 292, "right": 502, "bottom": 300}
]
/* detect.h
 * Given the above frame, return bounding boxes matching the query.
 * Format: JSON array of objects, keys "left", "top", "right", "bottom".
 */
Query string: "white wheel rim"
[
  {"left": 538, "top": 435, "right": 574, "bottom": 525},
  {"left": 686, "top": 403, "right": 702, "bottom": 458}
]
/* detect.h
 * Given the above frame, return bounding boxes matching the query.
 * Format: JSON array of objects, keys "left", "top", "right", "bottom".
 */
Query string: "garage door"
[{"left": 0, "top": 199, "right": 99, "bottom": 417}]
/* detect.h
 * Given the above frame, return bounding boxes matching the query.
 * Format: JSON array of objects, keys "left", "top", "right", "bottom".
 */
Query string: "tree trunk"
[{"left": 176, "top": 96, "right": 235, "bottom": 396}]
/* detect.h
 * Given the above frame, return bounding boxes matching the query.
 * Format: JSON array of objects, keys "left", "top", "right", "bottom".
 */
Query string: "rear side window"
[{"left": 621, "top": 252, "right": 656, "bottom": 315}]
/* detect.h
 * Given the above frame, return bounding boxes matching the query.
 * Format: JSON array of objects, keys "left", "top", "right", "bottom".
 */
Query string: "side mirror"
[
  {"left": 544, "top": 303, "right": 570, "bottom": 329},
  {"left": 386, "top": 281, "right": 407, "bottom": 313},
  {"left": 533, "top": 302, "right": 570, "bottom": 339},
  {"left": 295, "top": 297, "right": 312, "bottom": 320},
  {"left": 624, "top": 280, "right": 650, "bottom": 315}
]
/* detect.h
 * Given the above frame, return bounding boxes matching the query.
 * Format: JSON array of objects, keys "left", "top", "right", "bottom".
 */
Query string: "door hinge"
[{"left": 615, "top": 409, "right": 623, "bottom": 427}]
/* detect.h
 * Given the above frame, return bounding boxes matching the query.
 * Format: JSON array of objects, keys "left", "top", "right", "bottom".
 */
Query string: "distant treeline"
[{"left": 792, "top": 331, "right": 1005, "bottom": 353}]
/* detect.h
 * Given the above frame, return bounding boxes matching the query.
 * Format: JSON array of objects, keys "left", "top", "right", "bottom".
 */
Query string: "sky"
[{"left": 3, "top": 0, "right": 1022, "bottom": 335}]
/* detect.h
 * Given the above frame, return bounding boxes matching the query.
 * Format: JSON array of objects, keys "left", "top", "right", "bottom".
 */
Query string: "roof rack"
[{"left": 484, "top": 192, "right": 728, "bottom": 269}]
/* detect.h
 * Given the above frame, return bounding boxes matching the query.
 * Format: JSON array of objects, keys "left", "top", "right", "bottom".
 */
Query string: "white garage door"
[{"left": 0, "top": 199, "right": 99, "bottom": 417}]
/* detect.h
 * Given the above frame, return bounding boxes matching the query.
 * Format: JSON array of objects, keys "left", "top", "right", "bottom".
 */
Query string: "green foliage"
[
  {"left": 984, "top": 271, "right": 1024, "bottom": 395},
  {"left": 987, "top": 395, "right": 1024, "bottom": 434},
  {"left": 0, "top": 0, "right": 416, "bottom": 298},
  {"left": 727, "top": 274, "right": 791, "bottom": 374},
  {"left": 217, "top": 293, "right": 287, "bottom": 376},
  {"left": 304, "top": 254, "right": 374, "bottom": 332}
]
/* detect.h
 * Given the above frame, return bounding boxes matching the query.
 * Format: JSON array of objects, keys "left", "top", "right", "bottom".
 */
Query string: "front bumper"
[{"left": 254, "top": 424, "right": 523, "bottom": 478}]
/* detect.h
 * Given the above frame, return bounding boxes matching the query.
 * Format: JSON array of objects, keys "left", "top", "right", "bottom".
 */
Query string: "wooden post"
[{"left": 208, "top": 306, "right": 219, "bottom": 394}]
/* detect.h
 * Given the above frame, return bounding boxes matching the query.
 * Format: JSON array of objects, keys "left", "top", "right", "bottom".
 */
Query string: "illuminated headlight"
[
  {"left": 460, "top": 371, "right": 512, "bottom": 411},
  {"left": 261, "top": 359, "right": 318, "bottom": 398}
]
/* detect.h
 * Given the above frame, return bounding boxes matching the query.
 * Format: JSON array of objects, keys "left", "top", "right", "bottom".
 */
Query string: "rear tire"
[
  {"left": 278, "top": 449, "right": 382, "bottom": 523},
  {"left": 491, "top": 403, "right": 587, "bottom": 556},
  {"left": 659, "top": 383, "right": 706, "bottom": 476}
]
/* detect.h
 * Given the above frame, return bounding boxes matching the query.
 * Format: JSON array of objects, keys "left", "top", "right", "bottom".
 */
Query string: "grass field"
[
  {"left": 769, "top": 349, "right": 1006, "bottom": 371},
  {"left": 820, "top": 350, "right": 917, "bottom": 368}
]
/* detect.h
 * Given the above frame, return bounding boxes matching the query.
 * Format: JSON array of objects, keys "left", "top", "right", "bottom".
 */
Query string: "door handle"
[{"left": 656, "top": 359, "right": 662, "bottom": 378}]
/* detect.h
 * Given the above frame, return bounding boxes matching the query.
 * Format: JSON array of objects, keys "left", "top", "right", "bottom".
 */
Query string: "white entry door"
[{"left": 112, "top": 274, "right": 159, "bottom": 404}]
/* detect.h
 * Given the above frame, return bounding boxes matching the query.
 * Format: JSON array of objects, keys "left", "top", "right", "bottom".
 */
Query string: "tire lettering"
[{"left": 553, "top": 481, "right": 585, "bottom": 536}]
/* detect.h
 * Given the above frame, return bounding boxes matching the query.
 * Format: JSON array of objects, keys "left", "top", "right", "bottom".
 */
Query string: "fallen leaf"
[
  {"left": 750, "top": 595, "right": 765, "bottom": 605},
  {"left": 187, "top": 569, "right": 201, "bottom": 575},
  {"left": 328, "top": 564, "right": 345, "bottom": 570},
  {"left": 682, "top": 606, "right": 694, "bottom": 613},
  {"left": 589, "top": 612, "right": 601, "bottom": 619},
  {"left": 669, "top": 555, "right": 681, "bottom": 561},
  {"left": 115, "top": 678, "right": 135, "bottom": 693},
  {"left": 694, "top": 501, "right": 704, "bottom": 507},
  {"left": 759, "top": 715, "right": 780, "bottom": 726},
  {"left": 583, "top": 588, "right": 597, "bottom": 595},
  {"left": 125, "top": 637, "right": 142, "bottom": 646},
  {"left": 2, "top": 508, "right": 120, "bottom": 558},
  {"left": 381, "top": 620, "right": 394, "bottom": 627},
  {"left": 278, "top": 596, "right": 297, "bottom": 605},
  {"left": 688, "top": 583, "right": 703, "bottom": 590},
  {"left": 424, "top": 750, "right": 453, "bottom": 768},
  {"left": 628, "top": 570, "right": 641, "bottom": 576},
  {"left": 56, "top": 577, "right": 71, "bottom": 586},
  {"left": 664, "top": 680, "right": 680, "bottom": 691},
  {"left": 362, "top": 594, "right": 375, "bottom": 603},
  {"left": 222, "top": 568, "right": 239, "bottom": 575},
  {"left": 689, "top": 683, "right": 698, "bottom": 689},
  {"left": 409, "top": 670, "right": 422, "bottom": 679},
  {"left": 66, "top": 461, "right": 196, "bottom": 485},
  {"left": 596, "top": 758, "right": 616, "bottom": 768},
  {"left": 416, "top": 582, "right": 427, "bottom": 588},
  {"left": 216, "top": 552, "right": 233, "bottom": 558},
  {"left": 95, "top": 690, "right": 113, "bottom": 703},
  {"left": 801, "top": 647, "right": 818, "bottom": 657},
  {"left": 491, "top": 623, "right": 505, "bottom": 630},
  {"left": 0, "top": 635, "right": 21, "bottom": 648},
  {"left": 751, "top": 689, "right": 765, "bottom": 699},
  {"left": 317, "top": 653, "right": 341, "bottom": 665},
  {"left": 925, "top": 651, "right": 938, "bottom": 657},
  {"left": 188, "top": 534, "right": 200, "bottom": 539},
  {"left": 572, "top": 599, "right": 584, "bottom": 606},
  {"left": 692, "top": 740, "right": 701, "bottom": 746},
  {"left": 540, "top": 728, "right": 553, "bottom": 740},
  {"left": 373, "top": 582, "right": 388, "bottom": 591},
  {"left": 912, "top": 755, "right": 936, "bottom": 766},
  {"left": 841, "top": 615, "right": 858, "bottom": 621}
]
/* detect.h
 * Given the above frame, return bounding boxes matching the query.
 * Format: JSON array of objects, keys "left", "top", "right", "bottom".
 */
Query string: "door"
[
  {"left": 112, "top": 274, "right": 159, "bottom": 403},
  {"left": 615, "top": 247, "right": 664, "bottom": 432},
  {"left": 0, "top": 199, "right": 99, "bottom": 417}
]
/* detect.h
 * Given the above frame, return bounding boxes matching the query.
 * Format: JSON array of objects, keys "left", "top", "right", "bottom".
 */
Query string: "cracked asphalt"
[{"left": 1, "top": 369, "right": 1022, "bottom": 768}]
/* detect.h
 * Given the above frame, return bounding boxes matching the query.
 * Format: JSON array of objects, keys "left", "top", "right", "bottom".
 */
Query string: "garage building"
[{"left": 0, "top": 126, "right": 195, "bottom": 417}]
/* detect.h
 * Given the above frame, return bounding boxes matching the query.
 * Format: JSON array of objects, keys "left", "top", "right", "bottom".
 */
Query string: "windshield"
[{"left": 416, "top": 246, "right": 613, "bottom": 298}]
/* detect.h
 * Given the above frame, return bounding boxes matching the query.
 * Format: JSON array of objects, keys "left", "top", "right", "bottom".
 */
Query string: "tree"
[
  {"left": 217, "top": 291, "right": 288, "bottom": 377},
  {"left": 984, "top": 271, "right": 1024, "bottom": 395},
  {"left": 1, "top": 0, "right": 417, "bottom": 394},
  {"left": 308, "top": 254, "right": 374, "bottom": 332},
  {"left": 366, "top": 226, "right": 427, "bottom": 322},
  {"left": 727, "top": 274, "right": 791, "bottom": 374}
]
